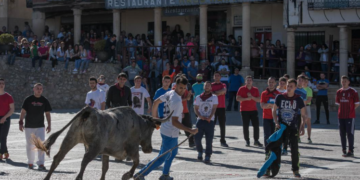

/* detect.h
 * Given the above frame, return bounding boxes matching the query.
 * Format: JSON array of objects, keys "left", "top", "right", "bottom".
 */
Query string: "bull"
[{"left": 32, "top": 106, "right": 172, "bottom": 180}]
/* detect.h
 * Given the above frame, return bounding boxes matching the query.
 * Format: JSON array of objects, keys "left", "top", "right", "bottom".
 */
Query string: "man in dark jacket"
[
  {"left": 105, "top": 34, "right": 117, "bottom": 62},
  {"left": 106, "top": 73, "right": 132, "bottom": 108}
]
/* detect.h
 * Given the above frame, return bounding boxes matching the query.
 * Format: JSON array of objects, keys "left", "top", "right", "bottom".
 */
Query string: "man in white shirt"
[
  {"left": 194, "top": 81, "right": 218, "bottom": 163},
  {"left": 97, "top": 75, "right": 110, "bottom": 94},
  {"left": 85, "top": 77, "right": 105, "bottom": 110},
  {"left": 131, "top": 76, "right": 152, "bottom": 115},
  {"left": 134, "top": 76, "right": 198, "bottom": 180}
]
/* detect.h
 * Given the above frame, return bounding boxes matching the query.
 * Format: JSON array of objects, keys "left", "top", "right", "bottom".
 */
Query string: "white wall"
[{"left": 288, "top": 0, "right": 360, "bottom": 26}]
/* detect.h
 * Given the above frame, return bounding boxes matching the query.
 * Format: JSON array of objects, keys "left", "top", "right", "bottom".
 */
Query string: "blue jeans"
[
  {"left": 32, "top": 56, "right": 42, "bottom": 68},
  {"left": 80, "top": 59, "right": 90, "bottom": 71},
  {"left": 263, "top": 119, "right": 275, "bottom": 153},
  {"left": 195, "top": 120, "right": 215, "bottom": 157},
  {"left": 75, "top": 59, "right": 82, "bottom": 70},
  {"left": 138, "top": 134, "right": 178, "bottom": 176},
  {"left": 7, "top": 54, "right": 16, "bottom": 65},
  {"left": 227, "top": 91, "right": 239, "bottom": 110},
  {"left": 57, "top": 57, "right": 65, "bottom": 61},
  {"left": 65, "top": 58, "right": 70, "bottom": 69},
  {"left": 321, "top": 64, "right": 327, "bottom": 72}
]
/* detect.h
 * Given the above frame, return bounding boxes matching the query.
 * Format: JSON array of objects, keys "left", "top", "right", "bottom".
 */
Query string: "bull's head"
[{"left": 140, "top": 111, "right": 173, "bottom": 153}]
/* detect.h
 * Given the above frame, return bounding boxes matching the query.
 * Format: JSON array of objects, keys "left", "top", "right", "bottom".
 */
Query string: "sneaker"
[
  {"left": 263, "top": 169, "right": 270, "bottom": 177},
  {"left": 343, "top": 151, "right": 354, "bottom": 157},
  {"left": 246, "top": 140, "right": 250, "bottom": 147},
  {"left": 221, "top": 142, "right": 229, "bottom": 147},
  {"left": 52, "top": 68, "right": 55, "bottom": 71},
  {"left": 308, "top": 138, "right": 312, "bottom": 144},
  {"left": 133, "top": 173, "right": 145, "bottom": 180},
  {"left": 4, "top": 153, "right": 9, "bottom": 159},
  {"left": 189, "top": 143, "right": 196, "bottom": 148},
  {"left": 73, "top": 68, "right": 78, "bottom": 72},
  {"left": 282, "top": 149, "right": 288, "bottom": 155},
  {"left": 313, "top": 121, "right": 320, "bottom": 124},
  {"left": 28, "top": 164, "right": 34, "bottom": 169},
  {"left": 254, "top": 141, "right": 263, "bottom": 147},
  {"left": 204, "top": 156, "right": 211, "bottom": 163},
  {"left": 342, "top": 150, "right": 347, "bottom": 157},
  {"left": 293, "top": 171, "right": 301, "bottom": 178},
  {"left": 159, "top": 174, "right": 174, "bottom": 180},
  {"left": 38, "top": 165, "right": 47, "bottom": 171},
  {"left": 197, "top": 152, "right": 203, "bottom": 161}
]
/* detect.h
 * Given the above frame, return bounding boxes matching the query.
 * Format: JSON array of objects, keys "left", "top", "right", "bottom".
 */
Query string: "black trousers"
[
  {"left": 316, "top": 95, "right": 330, "bottom": 122},
  {"left": 182, "top": 113, "right": 194, "bottom": 145},
  {"left": 214, "top": 108, "right": 226, "bottom": 143},
  {"left": 227, "top": 91, "right": 239, "bottom": 111},
  {"left": 284, "top": 115, "right": 301, "bottom": 150},
  {"left": 0, "top": 117, "right": 10, "bottom": 154},
  {"left": 51, "top": 57, "right": 58, "bottom": 68},
  {"left": 241, "top": 111, "right": 260, "bottom": 141}
]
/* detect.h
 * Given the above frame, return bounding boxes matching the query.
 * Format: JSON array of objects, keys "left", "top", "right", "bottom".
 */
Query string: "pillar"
[
  {"left": 73, "top": 8, "right": 82, "bottom": 45},
  {"left": 113, "top": 9, "right": 121, "bottom": 40},
  {"left": 0, "top": 0, "right": 8, "bottom": 31},
  {"left": 339, "top": 25, "right": 348, "bottom": 79},
  {"left": 154, "top": 7, "right": 162, "bottom": 46},
  {"left": 199, "top": 5, "right": 208, "bottom": 59},
  {"left": 286, "top": 28, "right": 295, "bottom": 78},
  {"left": 32, "top": 11, "right": 45, "bottom": 38},
  {"left": 240, "top": 2, "right": 253, "bottom": 77}
]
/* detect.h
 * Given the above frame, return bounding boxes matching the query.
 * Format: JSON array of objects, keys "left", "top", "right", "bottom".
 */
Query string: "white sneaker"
[
  {"left": 52, "top": 68, "right": 55, "bottom": 71},
  {"left": 73, "top": 68, "right": 78, "bottom": 72}
]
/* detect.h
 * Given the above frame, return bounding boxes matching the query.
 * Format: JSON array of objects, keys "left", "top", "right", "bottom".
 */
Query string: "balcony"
[{"left": 308, "top": 0, "right": 360, "bottom": 9}]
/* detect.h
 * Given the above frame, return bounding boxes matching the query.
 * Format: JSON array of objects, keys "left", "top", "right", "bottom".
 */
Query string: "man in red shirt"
[
  {"left": 37, "top": 40, "right": 49, "bottom": 71},
  {"left": 0, "top": 78, "right": 15, "bottom": 160},
  {"left": 236, "top": 76, "right": 263, "bottom": 147},
  {"left": 335, "top": 75, "right": 359, "bottom": 157},
  {"left": 260, "top": 77, "right": 280, "bottom": 152},
  {"left": 212, "top": 71, "right": 228, "bottom": 147}
]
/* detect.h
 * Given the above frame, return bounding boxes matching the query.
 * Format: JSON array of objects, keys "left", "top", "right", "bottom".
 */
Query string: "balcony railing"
[{"left": 308, "top": 0, "right": 360, "bottom": 9}]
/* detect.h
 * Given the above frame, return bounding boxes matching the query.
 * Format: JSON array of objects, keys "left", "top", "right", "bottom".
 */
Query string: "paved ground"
[{"left": 1, "top": 107, "right": 359, "bottom": 180}]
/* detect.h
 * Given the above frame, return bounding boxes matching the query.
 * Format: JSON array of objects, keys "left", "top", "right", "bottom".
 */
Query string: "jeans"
[
  {"left": 241, "top": 111, "right": 260, "bottom": 142},
  {"left": 182, "top": 113, "right": 194, "bottom": 145},
  {"left": 138, "top": 134, "right": 178, "bottom": 176},
  {"left": 214, "top": 108, "right": 227, "bottom": 143},
  {"left": 75, "top": 59, "right": 82, "bottom": 70},
  {"left": 321, "top": 64, "right": 327, "bottom": 72},
  {"left": 339, "top": 118, "right": 355, "bottom": 152},
  {"left": 80, "top": 59, "right": 90, "bottom": 71},
  {"left": 227, "top": 91, "right": 238, "bottom": 110},
  {"left": 7, "top": 54, "right": 16, "bottom": 65},
  {"left": 195, "top": 120, "right": 215, "bottom": 157},
  {"left": 32, "top": 56, "right": 42, "bottom": 68},
  {"left": 316, "top": 95, "right": 329, "bottom": 122},
  {"left": 0, "top": 117, "right": 10, "bottom": 154},
  {"left": 65, "top": 58, "right": 70, "bottom": 69},
  {"left": 263, "top": 119, "right": 275, "bottom": 153},
  {"left": 57, "top": 57, "right": 65, "bottom": 61}
]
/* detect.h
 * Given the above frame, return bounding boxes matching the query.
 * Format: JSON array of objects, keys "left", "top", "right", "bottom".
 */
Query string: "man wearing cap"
[
  {"left": 123, "top": 60, "right": 142, "bottom": 86},
  {"left": 192, "top": 74, "right": 205, "bottom": 102}
]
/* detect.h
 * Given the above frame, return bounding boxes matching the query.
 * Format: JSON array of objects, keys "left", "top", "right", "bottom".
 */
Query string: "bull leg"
[
  {"left": 100, "top": 155, "right": 109, "bottom": 180},
  {"left": 44, "top": 136, "right": 78, "bottom": 180},
  {"left": 75, "top": 146, "right": 101, "bottom": 180},
  {"left": 122, "top": 147, "right": 139, "bottom": 180}
]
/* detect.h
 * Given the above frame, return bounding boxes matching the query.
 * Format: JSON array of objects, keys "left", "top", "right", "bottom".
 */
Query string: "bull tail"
[{"left": 32, "top": 107, "right": 93, "bottom": 157}]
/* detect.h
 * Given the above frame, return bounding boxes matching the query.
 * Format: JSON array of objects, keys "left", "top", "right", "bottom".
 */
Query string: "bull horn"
[{"left": 151, "top": 111, "right": 174, "bottom": 123}]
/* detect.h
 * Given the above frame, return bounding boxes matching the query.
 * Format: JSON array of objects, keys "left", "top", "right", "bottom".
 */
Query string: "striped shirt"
[{"left": 336, "top": 87, "right": 359, "bottom": 119}]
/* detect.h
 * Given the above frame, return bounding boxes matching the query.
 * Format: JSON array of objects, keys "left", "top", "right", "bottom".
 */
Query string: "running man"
[
  {"left": 335, "top": 75, "right": 359, "bottom": 157},
  {"left": 134, "top": 76, "right": 198, "bottom": 180},
  {"left": 19, "top": 83, "right": 52, "bottom": 170},
  {"left": 85, "top": 77, "right": 106, "bottom": 110},
  {"left": 260, "top": 77, "right": 280, "bottom": 152},
  {"left": 131, "top": 75, "right": 152, "bottom": 115},
  {"left": 237, "top": 76, "right": 263, "bottom": 147},
  {"left": 194, "top": 81, "right": 218, "bottom": 163},
  {"left": 212, "top": 71, "right": 229, "bottom": 147},
  {"left": 272, "top": 78, "right": 307, "bottom": 178},
  {"left": 0, "top": 78, "right": 15, "bottom": 160},
  {"left": 302, "top": 77, "right": 313, "bottom": 143}
]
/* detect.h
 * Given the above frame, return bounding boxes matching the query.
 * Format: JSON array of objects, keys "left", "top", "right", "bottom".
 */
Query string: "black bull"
[{"left": 32, "top": 106, "right": 172, "bottom": 180}]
